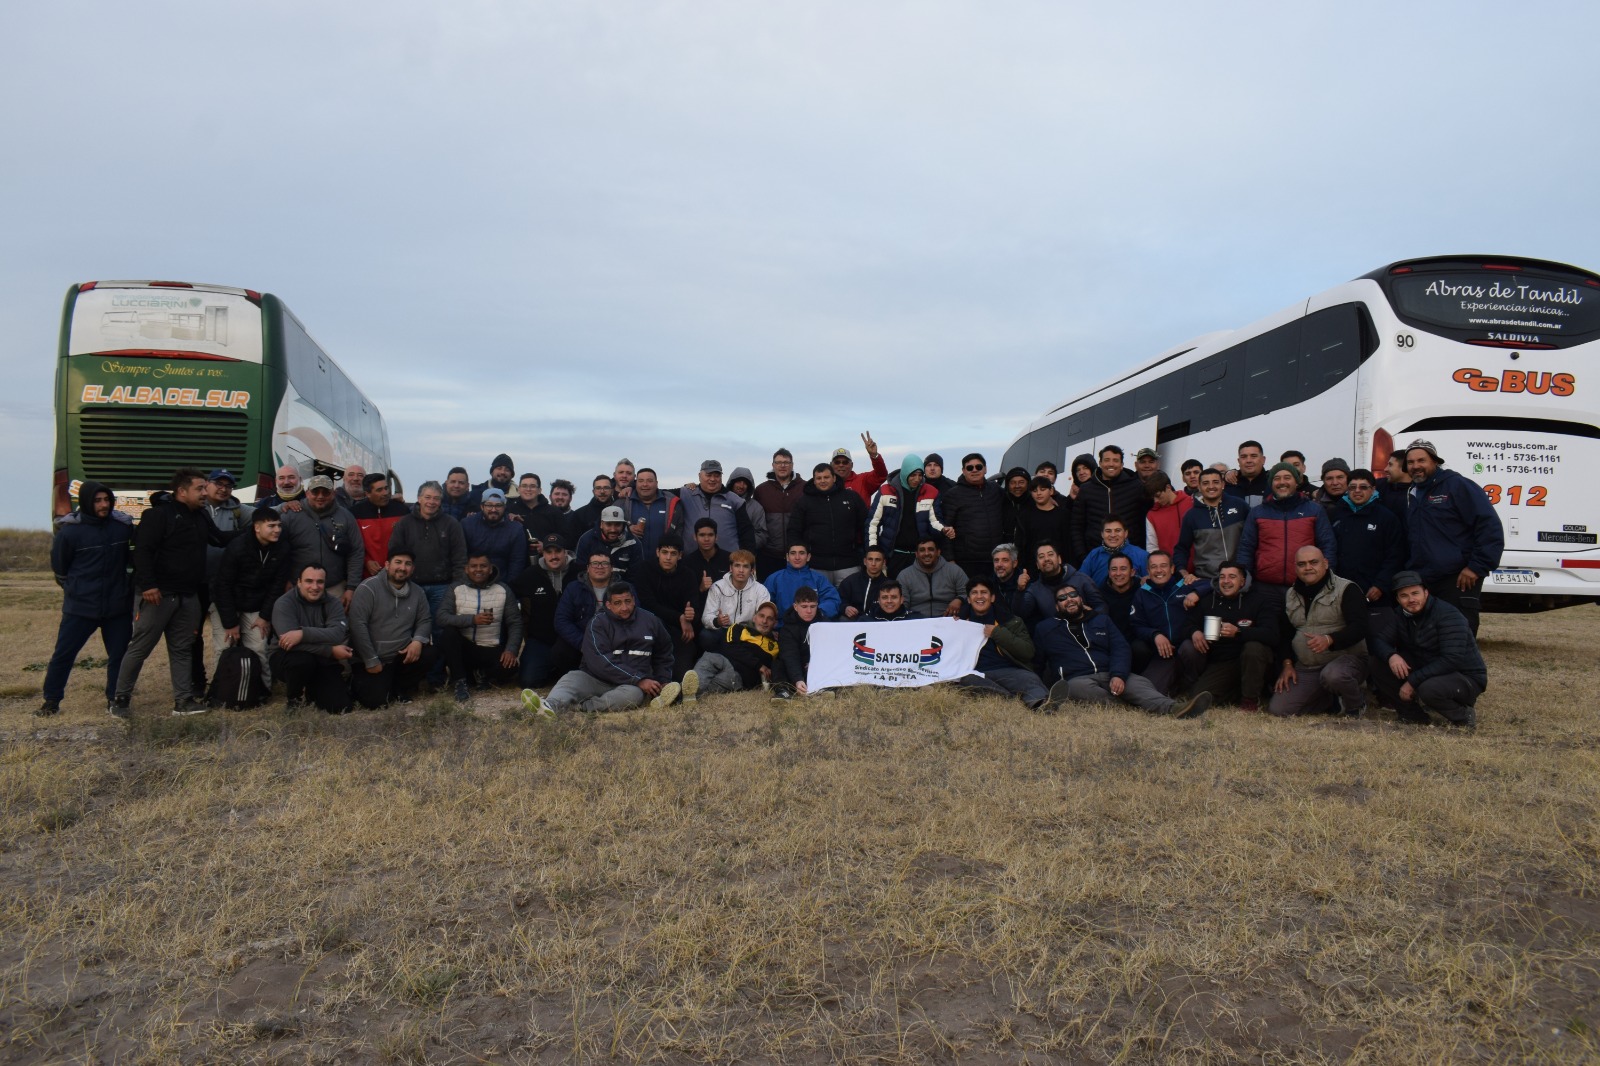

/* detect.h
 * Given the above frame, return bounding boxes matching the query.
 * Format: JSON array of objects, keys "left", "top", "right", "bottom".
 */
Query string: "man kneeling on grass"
[
  {"left": 538, "top": 584, "right": 673, "bottom": 714},
  {"left": 271, "top": 564, "right": 354, "bottom": 713},
  {"left": 1033, "top": 584, "right": 1211, "bottom": 719},
  {"left": 662, "top": 601, "right": 781, "bottom": 705}
]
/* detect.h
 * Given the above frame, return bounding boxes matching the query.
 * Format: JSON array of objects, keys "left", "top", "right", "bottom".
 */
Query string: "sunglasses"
[{"left": 964, "top": 463, "right": 985, "bottom": 471}]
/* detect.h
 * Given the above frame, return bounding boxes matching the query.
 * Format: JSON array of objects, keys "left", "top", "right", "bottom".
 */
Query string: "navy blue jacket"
[
  {"left": 1405, "top": 468, "right": 1504, "bottom": 583},
  {"left": 1035, "top": 609, "right": 1131, "bottom": 681},
  {"left": 1131, "top": 577, "right": 1197, "bottom": 645},
  {"left": 461, "top": 513, "right": 529, "bottom": 583},
  {"left": 51, "top": 480, "right": 132, "bottom": 618},
  {"left": 1330, "top": 496, "right": 1407, "bottom": 598}
]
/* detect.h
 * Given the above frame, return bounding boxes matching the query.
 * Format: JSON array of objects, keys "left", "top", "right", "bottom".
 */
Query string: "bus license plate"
[{"left": 1491, "top": 569, "right": 1538, "bottom": 585}]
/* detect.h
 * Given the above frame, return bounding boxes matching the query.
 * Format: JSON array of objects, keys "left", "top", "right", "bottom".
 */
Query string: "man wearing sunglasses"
[
  {"left": 1034, "top": 585, "right": 1211, "bottom": 718},
  {"left": 935, "top": 453, "right": 1006, "bottom": 580}
]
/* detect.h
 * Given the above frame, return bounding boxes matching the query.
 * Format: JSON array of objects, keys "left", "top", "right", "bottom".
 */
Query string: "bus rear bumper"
[{"left": 1482, "top": 551, "right": 1600, "bottom": 611}]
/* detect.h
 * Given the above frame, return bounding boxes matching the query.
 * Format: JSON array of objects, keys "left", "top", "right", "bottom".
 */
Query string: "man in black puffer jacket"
[
  {"left": 787, "top": 464, "right": 867, "bottom": 587},
  {"left": 1369, "top": 570, "right": 1487, "bottom": 727},
  {"left": 41, "top": 480, "right": 133, "bottom": 717},
  {"left": 1071, "top": 444, "right": 1149, "bottom": 560},
  {"left": 935, "top": 453, "right": 1006, "bottom": 579},
  {"left": 211, "top": 507, "right": 293, "bottom": 684}
]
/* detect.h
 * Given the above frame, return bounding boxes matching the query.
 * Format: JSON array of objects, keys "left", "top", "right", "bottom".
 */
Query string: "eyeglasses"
[{"left": 964, "top": 463, "right": 985, "bottom": 471}]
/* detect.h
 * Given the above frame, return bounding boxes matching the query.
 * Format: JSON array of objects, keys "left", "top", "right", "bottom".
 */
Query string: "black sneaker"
[
  {"left": 454, "top": 681, "right": 471, "bottom": 704},
  {"left": 36, "top": 699, "right": 61, "bottom": 717},
  {"left": 108, "top": 697, "right": 131, "bottom": 719},
  {"left": 1173, "top": 691, "right": 1213, "bottom": 720},
  {"left": 173, "top": 696, "right": 212, "bottom": 717}
]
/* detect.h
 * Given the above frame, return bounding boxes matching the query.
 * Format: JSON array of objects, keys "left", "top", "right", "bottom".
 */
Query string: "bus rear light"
[
  {"left": 255, "top": 472, "right": 275, "bottom": 501},
  {"left": 1586, "top": 279, "right": 1600, "bottom": 288},
  {"left": 148, "top": 281, "right": 195, "bottom": 288},
  {"left": 1389, "top": 266, "right": 1412, "bottom": 274},
  {"left": 1371, "top": 427, "right": 1393, "bottom": 474},
  {"left": 78, "top": 281, "right": 98, "bottom": 291},
  {"left": 1482, "top": 263, "right": 1524, "bottom": 271},
  {"left": 1468, "top": 339, "right": 1555, "bottom": 349},
  {"left": 53, "top": 468, "right": 72, "bottom": 518},
  {"left": 244, "top": 289, "right": 262, "bottom": 304},
  {"left": 1562, "top": 560, "right": 1600, "bottom": 569}
]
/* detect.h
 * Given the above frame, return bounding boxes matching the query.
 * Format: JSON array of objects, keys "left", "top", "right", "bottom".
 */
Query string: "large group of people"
[{"left": 41, "top": 431, "right": 1502, "bottom": 728}]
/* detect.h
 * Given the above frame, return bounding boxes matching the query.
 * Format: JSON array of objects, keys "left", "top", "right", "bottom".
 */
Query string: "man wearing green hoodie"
[{"left": 867, "top": 453, "right": 944, "bottom": 577}]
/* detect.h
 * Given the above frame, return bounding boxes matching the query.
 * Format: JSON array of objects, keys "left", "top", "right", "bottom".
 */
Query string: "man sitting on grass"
[
  {"left": 668, "top": 601, "right": 781, "bottom": 704},
  {"left": 538, "top": 583, "right": 673, "bottom": 714},
  {"left": 770, "top": 587, "right": 821, "bottom": 699},
  {"left": 270, "top": 564, "right": 354, "bottom": 714}
]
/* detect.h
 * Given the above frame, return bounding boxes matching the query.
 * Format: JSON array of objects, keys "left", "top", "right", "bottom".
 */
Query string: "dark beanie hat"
[
  {"left": 492, "top": 453, "right": 514, "bottom": 471},
  {"left": 925, "top": 453, "right": 944, "bottom": 468}
]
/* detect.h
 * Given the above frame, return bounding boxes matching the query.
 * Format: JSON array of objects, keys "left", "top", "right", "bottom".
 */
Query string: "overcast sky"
[{"left": 5, "top": 1, "right": 1597, "bottom": 527}]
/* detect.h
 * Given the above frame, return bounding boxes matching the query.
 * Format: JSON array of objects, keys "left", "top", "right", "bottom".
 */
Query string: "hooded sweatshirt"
[
  {"left": 703, "top": 572, "right": 771, "bottom": 629},
  {"left": 347, "top": 573, "right": 433, "bottom": 668},
  {"left": 728, "top": 467, "right": 769, "bottom": 554},
  {"left": 51, "top": 480, "right": 133, "bottom": 618}
]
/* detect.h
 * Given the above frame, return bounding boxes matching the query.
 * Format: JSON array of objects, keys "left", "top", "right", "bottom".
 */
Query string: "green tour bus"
[{"left": 52, "top": 280, "right": 393, "bottom": 519}]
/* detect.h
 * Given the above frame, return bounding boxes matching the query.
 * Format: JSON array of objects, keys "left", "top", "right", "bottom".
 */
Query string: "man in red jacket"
[
  {"left": 352, "top": 473, "right": 410, "bottom": 577},
  {"left": 831, "top": 430, "right": 889, "bottom": 506}
]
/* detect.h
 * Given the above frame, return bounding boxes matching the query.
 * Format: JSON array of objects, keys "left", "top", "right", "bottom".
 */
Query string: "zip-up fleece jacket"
[
  {"left": 348, "top": 574, "right": 433, "bottom": 668},
  {"left": 1131, "top": 577, "right": 1198, "bottom": 646},
  {"left": 52, "top": 481, "right": 133, "bottom": 618},
  {"left": 1235, "top": 494, "right": 1337, "bottom": 588},
  {"left": 959, "top": 603, "right": 1034, "bottom": 672},
  {"left": 133, "top": 498, "right": 236, "bottom": 595},
  {"left": 1405, "top": 467, "right": 1504, "bottom": 583},
  {"left": 900, "top": 557, "right": 969, "bottom": 619},
  {"left": 280, "top": 500, "right": 364, "bottom": 588},
  {"left": 1182, "top": 586, "right": 1280, "bottom": 664},
  {"left": 512, "top": 556, "right": 579, "bottom": 644},
  {"left": 788, "top": 478, "right": 867, "bottom": 570},
  {"left": 617, "top": 493, "right": 681, "bottom": 557},
  {"left": 1330, "top": 496, "right": 1407, "bottom": 597},
  {"left": 709, "top": 622, "right": 780, "bottom": 688},
  {"left": 1071, "top": 468, "right": 1149, "bottom": 559},
  {"left": 438, "top": 567, "right": 523, "bottom": 650},
  {"left": 703, "top": 575, "right": 771, "bottom": 629},
  {"left": 270, "top": 591, "right": 348, "bottom": 658},
  {"left": 387, "top": 510, "right": 467, "bottom": 586},
  {"left": 867, "top": 476, "right": 942, "bottom": 553},
  {"left": 1175, "top": 498, "right": 1247, "bottom": 581},
  {"left": 352, "top": 498, "right": 410, "bottom": 570},
  {"left": 461, "top": 513, "right": 528, "bottom": 583},
  {"left": 677, "top": 484, "right": 755, "bottom": 553},
  {"left": 1369, "top": 594, "right": 1487, "bottom": 690},
  {"left": 580, "top": 606, "right": 674, "bottom": 687},
  {"left": 212, "top": 530, "right": 292, "bottom": 627},
  {"left": 1035, "top": 609, "right": 1130, "bottom": 681}
]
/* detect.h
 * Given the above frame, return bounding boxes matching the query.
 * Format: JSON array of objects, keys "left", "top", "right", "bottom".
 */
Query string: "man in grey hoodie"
[
  {"left": 271, "top": 564, "right": 354, "bottom": 713},
  {"left": 347, "top": 550, "right": 436, "bottom": 708}
]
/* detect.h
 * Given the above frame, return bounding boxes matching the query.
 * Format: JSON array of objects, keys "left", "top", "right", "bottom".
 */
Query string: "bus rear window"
[{"left": 1389, "top": 269, "right": 1600, "bottom": 344}]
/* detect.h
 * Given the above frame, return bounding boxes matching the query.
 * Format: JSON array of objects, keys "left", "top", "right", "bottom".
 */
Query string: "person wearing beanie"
[
  {"left": 866, "top": 452, "right": 944, "bottom": 576},
  {"left": 1235, "top": 461, "right": 1337, "bottom": 603},
  {"left": 467, "top": 453, "right": 516, "bottom": 511},
  {"left": 1315, "top": 457, "right": 1352, "bottom": 519},
  {"left": 1368, "top": 569, "right": 1487, "bottom": 727},
  {"left": 923, "top": 454, "right": 957, "bottom": 494},
  {"left": 999, "top": 466, "right": 1035, "bottom": 548}
]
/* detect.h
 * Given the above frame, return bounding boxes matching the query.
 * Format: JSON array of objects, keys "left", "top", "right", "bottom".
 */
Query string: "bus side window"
[
  {"left": 1243, "top": 322, "right": 1302, "bottom": 418},
  {"left": 1185, "top": 346, "right": 1242, "bottom": 432},
  {"left": 1301, "top": 305, "right": 1362, "bottom": 394}
]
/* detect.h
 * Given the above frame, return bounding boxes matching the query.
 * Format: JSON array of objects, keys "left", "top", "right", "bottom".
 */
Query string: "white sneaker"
[
  {"left": 651, "top": 681, "right": 681, "bottom": 708},
  {"left": 680, "top": 670, "right": 700, "bottom": 703}
]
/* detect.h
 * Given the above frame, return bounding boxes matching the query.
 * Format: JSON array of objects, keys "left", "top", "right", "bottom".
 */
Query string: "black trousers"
[
  {"left": 1372, "top": 666, "right": 1482, "bottom": 724},
  {"left": 272, "top": 649, "right": 352, "bottom": 713},
  {"left": 440, "top": 629, "right": 517, "bottom": 686},
  {"left": 1426, "top": 575, "right": 1483, "bottom": 637},
  {"left": 350, "top": 647, "right": 438, "bottom": 709}
]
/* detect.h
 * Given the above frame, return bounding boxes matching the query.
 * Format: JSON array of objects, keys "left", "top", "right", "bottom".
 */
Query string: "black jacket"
[
  {"left": 935, "top": 478, "right": 1005, "bottom": 567},
  {"left": 631, "top": 559, "right": 700, "bottom": 639},
  {"left": 512, "top": 556, "right": 579, "bottom": 645},
  {"left": 1072, "top": 468, "right": 1148, "bottom": 560},
  {"left": 212, "top": 530, "right": 293, "bottom": 628},
  {"left": 999, "top": 469, "right": 1034, "bottom": 547},
  {"left": 788, "top": 479, "right": 866, "bottom": 570},
  {"left": 776, "top": 606, "right": 813, "bottom": 685},
  {"left": 1330, "top": 497, "right": 1407, "bottom": 599},
  {"left": 1183, "top": 585, "right": 1279, "bottom": 664},
  {"left": 133, "top": 498, "right": 235, "bottom": 595},
  {"left": 1369, "top": 595, "right": 1487, "bottom": 690},
  {"left": 836, "top": 570, "right": 886, "bottom": 619}
]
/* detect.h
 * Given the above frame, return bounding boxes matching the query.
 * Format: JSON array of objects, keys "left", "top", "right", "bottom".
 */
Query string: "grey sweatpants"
[
  {"left": 1061, "top": 671, "right": 1178, "bottom": 715},
  {"left": 114, "top": 592, "right": 204, "bottom": 703},
  {"left": 546, "top": 670, "right": 648, "bottom": 713},
  {"left": 693, "top": 652, "right": 748, "bottom": 694}
]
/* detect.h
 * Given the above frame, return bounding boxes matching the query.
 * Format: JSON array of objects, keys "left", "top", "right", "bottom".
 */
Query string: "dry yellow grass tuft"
[
  {"left": 1, "top": 570, "right": 1597, "bottom": 1063},
  {"left": 0, "top": 529, "right": 51, "bottom": 573}
]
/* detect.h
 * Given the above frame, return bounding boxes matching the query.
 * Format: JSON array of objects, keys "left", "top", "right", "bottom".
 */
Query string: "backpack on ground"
[{"left": 208, "top": 646, "right": 270, "bottom": 709}]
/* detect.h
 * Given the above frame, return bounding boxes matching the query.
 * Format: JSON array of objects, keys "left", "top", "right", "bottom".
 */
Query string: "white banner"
[{"left": 805, "top": 618, "right": 988, "bottom": 691}]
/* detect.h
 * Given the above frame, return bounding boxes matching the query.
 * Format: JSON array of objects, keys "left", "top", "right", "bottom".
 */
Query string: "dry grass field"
[{"left": 1, "top": 548, "right": 1596, "bottom": 1064}]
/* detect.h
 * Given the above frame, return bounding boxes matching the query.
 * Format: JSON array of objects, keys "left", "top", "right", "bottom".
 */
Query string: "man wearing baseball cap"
[
  {"left": 1400, "top": 439, "right": 1502, "bottom": 635},
  {"left": 574, "top": 504, "right": 642, "bottom": 580},
  {"left": 279, "top": 473, "right": 365, "bottom": 610},
  {"left": 831, "top": 431, "right": 890, "bottom": 506},
  {"left": 511, "top": 532, "right": 580, "bottom": 688},
  {"left": 1134, "top": 447, "right": 1162, "bottom": 481},
  {"left": 1368, "top": 569, "right": 1487, "bottom": 727},
  {"left": 677, "top": 460, "right": 754, "bottom": 554},
  {"left": 461, "top": 487, "right": 527, "bottom": 583}
]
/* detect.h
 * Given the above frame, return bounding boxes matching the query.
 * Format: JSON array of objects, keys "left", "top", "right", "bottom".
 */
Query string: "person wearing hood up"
[
  {"left": 726, "top": 467, "right": 769, "bottom": 557},
  {"left": 466, "top": 453, "right": 517, "bottom": 511},
  {"left": 867, "top": 453, "right": 944, "bottom": 577},
  {"left": 437, "top": 552, "right": 522, "bottom": 702},
  {"left": 40, "top": 480, "right": 134, "bottom": 717}
]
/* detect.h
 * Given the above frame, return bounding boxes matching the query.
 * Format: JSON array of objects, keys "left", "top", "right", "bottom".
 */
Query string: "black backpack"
[{"left": 208, "top": 646, "right": 271, "bottom": 709}]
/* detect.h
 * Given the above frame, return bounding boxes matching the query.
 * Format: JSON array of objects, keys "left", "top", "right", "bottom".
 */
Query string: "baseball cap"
[
  {"left": 832, "top": 448, "right": 853, "bottom": 461},
  {"left": 600, "top": 505, "right": 626, "bottom": 522},
  {"left": 207, "top": 468, "right": 236, "bottom": 484},
  {"left": 540, "top": 533, "right": 569, "bottom": 551},
  {"left": 481, "top": 487, "right": 506, "bottom": 503},
  {"left": 306, "top": 475, "right": 335, "bottom": 492},
  {"left": 700, "top": 459, "right": 723, "bottom": 474},
  {"left": 1392, "top": 569, "right": 1424, "bottom": 592},
  {"left": 1135, "top": 448, "right": 1159, "bottom": 461}
]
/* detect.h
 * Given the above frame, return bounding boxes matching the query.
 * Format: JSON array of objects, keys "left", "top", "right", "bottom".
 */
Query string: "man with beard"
[
  {"left": 900, "top": 536, "right": 968, "bottom": 619},
  {"left": 1179, "top": 562, "right": 1279, "bottom": 712},
  {"left": 564, "top": 474, "right": 618, "bottom": 545},
  {"left": 1023, "top": 540, "right": 1104, "bottom": 621},
  {"left": 1267, "top": 547, "right": 1369, "bottom": 718},
  {"left": 467, "top": 453, "right": 517, "bottom": 511},
  {"left": 462, "top": 488, "right": 528, "bottom": 583},
  {"left": 347, "top": 550, "right": 436, "bottom": 708},
  {"left": 41, "top": 481, "right": 133, "bottom": 717},
  {"left": 438, "top": 553, "right": 522, "bottom": 702},
  {"left": 1035, "top": 585, "right": 1210, "bottom": 718},
  {"left": 513, "top": 533, "right": 581, "bottom": 688}
]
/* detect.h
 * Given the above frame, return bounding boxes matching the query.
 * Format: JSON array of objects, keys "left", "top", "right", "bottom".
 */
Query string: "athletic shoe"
[
  {"left": 1338, "top": 695, "right": 1365, "bottom": 718},
  {"left": 680, "top": 669, "right": 699, "bottom": 703},
  {"left": 650, "top": 682, "right": 681, "bottom": 709},
  {"left": 1173, "top": 691, "right": 1212, "bottom": 720},
  {"left": 108, "top": 697, "right": 130, "bottom": 719},
  {"left": 1044, "top": 679, "right": 1072, "bottom": 712},
  {"left": 36, "top": 699, "right": 61, "bottom": 717},
  {"left": 453, "top": 681, "right": 471, "bottom": 704},
  {"left": 769, "top": 683, "right": 795, "bottom": 701},
  {"left": 172, "top": 696, "right": 212, "bottom": 717},
  {"left": 521, "top": 688, "right": 556, "bottom": 719}
]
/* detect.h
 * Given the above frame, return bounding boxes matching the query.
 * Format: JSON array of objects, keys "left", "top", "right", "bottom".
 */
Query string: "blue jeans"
[
  {"left": 45, "top": 611, "right": 133, "bottom": 702},
  {"left": 420, "top": 583, "right": 450, "bottom": 683}
]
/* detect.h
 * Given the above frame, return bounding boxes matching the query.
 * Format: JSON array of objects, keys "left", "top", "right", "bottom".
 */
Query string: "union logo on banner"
[
  {"left": 852, "top": 633, "right": 876, "bottom": 665},
  {"left": 919, "top": 636, "right": 943, "bottom": 666}
]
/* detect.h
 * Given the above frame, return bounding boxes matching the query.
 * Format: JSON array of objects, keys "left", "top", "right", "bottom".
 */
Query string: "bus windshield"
[
  {"left": 1388, "top": 266, "right": 1600, "bottom": 345},
  {"left": 68, "top": 286, "right": 263, "bottom": 361}
]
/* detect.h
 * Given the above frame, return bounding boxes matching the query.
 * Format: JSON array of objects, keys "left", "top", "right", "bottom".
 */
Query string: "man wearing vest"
[{"left": 1267, "top": 547, "right": 1369, "bottom": 718}]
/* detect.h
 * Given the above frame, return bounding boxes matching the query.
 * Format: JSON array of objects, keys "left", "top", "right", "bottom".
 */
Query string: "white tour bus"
[{"left": 1001, "top": 255, "right": 1600, "bottom": 611}]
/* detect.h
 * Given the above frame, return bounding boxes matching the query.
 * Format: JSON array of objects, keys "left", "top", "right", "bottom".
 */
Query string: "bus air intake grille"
[{"left": 76, "top": 409, "right": 250, "bottom": 487}]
